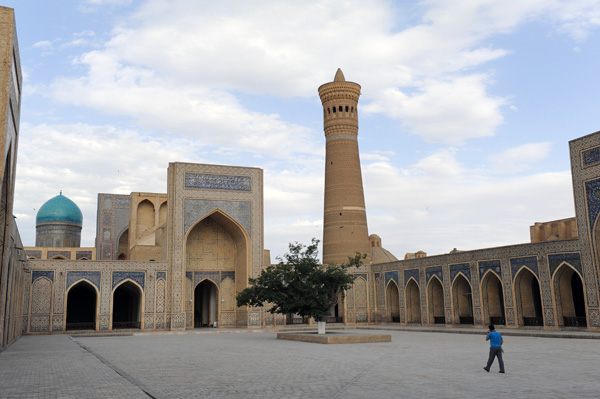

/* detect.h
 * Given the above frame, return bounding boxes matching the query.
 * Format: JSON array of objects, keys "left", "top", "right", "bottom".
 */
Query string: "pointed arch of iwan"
[
  {"left": 480, "top": 270, "right": 505, "bottom": 326},
  {"left": 385, "top": 279, "right": 400, "bottom": 323},
  {"left": 65, "top": 279, "right": 99, "bottom": 331},
  {"left": 427, "top": 275, "right": 445, "bottom": 324},
  {"left": 185, "top": 208, "right": 251, "bottom": 327},
  {"left": 552, "top": 262, "right": 587, "bottom": 327},
  {"left": 111, "top": 279, "right": 144, "bottom": 330},
  {"left": 513, "top": 266, "right": 543, "bottom": 327},
  {"left": 451, "top": 273, "right": 473, "bottom": 325},
  {"left": 405, "top": 278, "right": 421, "bottom": 324}
]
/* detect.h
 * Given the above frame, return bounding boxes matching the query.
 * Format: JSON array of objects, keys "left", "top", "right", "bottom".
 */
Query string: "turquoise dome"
[{"left": 36, "top": 193, "right": 83, "bottom": 226}]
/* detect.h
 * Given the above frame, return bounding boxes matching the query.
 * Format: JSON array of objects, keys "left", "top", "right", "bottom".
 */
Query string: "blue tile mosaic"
[
  {"left": 76, "top": 251, "right": 92, "bottom": 260},
  {"left": 426, "top": 266, "right": 443, "bottom": 283},
  {"left": 478, "top": 260, "right": 501, "bottom": 278},
  {"left": 194, "top": 271, "right": 220, "bottom": 287},
  {"left": 354, "top": 273, "right": 368, "bottom": 281},
  {"left": 48, "top": 251, "right": 71, "bottom": 259},
  {"left": 585, "top": 178, "right": 600, "bottom": 231},
  {"left": 67, "top": 271, "right": 101, "bottom": 290},
  {"left": 221, "top": 271, "right": 235, "bottom": 281},
  {"left": 582, "top": 146, "right": 600, "bottom": 168},
  {"left": 26, "top": 250, "right": 42, "bottom": 259},
  {"left": 510, "top": 256, "right": 538, "bottom": 278},
  {"left": 450, "top": 263, "right": 470, "bottom": 282},
  {"left": 157, "top": 271, "right": 167, "bottom": 280},
  {"left": 32, "top": 270, "right": 54, "bottom": 282},
  {"left": 385, "top": 271, "right": 398, "bottom": 286},
  {"left": 185, "top": 173, "right": 251, "bottom": 191},
  {"left": 112, "top": 271, "right": 145, "bottom": 289},
  {"left": 184, "top": 199, "right": 252, "bottom": 238},
  {"left": 548, "top": 253, "right": 582, "bottom": 277},
  {"left": 404, "top": 269, "right": 420, "bottom": 285}
]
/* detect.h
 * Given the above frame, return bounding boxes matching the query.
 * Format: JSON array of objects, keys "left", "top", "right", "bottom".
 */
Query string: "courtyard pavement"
[{"left": 1, "top": 327, "right": 599, "bottom": 398}]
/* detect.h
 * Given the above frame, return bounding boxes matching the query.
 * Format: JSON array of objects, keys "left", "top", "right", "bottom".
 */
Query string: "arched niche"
[
  {"left": 385, "top": 280, "right": 400, "bottom": 323},
  {"left": 112, "top": 280, "right": 142, "bottom": 329},
  {"left": 185, "top": 210, "right": 250, "bottom": 327},
  {"left": 136, "top": 199, "right": 155, "bottom": 238},
  {"left": 452, "top": 273, "right": 473, "bottom": 325},
  {"left": 513, "top": 267, "right": 543, "bottom": 327},
  {"left": 117, "top": 228, "right": 129, "bottom": 260},
  {"left": 66, "top": 280, "right": 98, "bottom": 331},
  {"left": 405, "top": 278, "right": 421, "bottom": 324},
  {"left": 159, "top": 201, "right": 167, "bottom": 225},
  {"left": 553, "top": 263, "right": 587, "bottom": 327},
  {"left": 427, "top": 276, "right": 445, "bottom": 324},
  {"left": 481, "top": 270, "right": 505, "bottom": 326}
]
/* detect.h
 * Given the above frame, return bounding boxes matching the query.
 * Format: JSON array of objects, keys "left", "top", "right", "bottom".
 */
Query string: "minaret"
[{"left": 319, "top": 69, "right": 370, "bottom": 265}]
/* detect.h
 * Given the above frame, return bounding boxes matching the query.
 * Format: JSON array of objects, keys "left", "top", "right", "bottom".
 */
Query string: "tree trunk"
[{"left": 317, "top": 320, "right": 326, "bottom": 334}]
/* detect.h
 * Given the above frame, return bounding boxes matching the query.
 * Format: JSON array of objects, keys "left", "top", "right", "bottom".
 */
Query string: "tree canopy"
[{"left": 236, "top": 238, "right": 365, "bottom": 321}]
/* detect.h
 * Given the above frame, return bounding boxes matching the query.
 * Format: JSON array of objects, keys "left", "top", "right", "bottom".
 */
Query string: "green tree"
[{"left": 236, "top": 238, "right": 365, "bottom": 330}]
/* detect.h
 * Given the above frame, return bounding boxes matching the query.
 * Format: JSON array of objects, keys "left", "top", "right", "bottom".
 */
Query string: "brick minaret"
[{"left": 319, "top": 69, "right": 370, "bottom": 265}]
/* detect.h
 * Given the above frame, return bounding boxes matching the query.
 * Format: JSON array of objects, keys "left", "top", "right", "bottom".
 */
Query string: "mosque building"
[{"left": 1, "top": 6, "right": 600, "bottom": 350}]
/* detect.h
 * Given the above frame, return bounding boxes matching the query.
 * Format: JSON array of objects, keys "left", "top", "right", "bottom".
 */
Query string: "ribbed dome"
[{"left": 36, "top": 193, "right": 83, "bottom": 226}]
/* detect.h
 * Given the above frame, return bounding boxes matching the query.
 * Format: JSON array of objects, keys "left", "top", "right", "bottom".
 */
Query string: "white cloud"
[
  {"left": 15, "top": 0, "right": 600, "bottom": 260},
  {"left": 489, "top": 142, "right": 552, "bottom": 173},
  {"left": 45, "top": 0, "right": 600, "bottom": 148},
  {"left": 363, "top": 75, "right": 506, "bottom": 143},
  {"left": 33, "top": 40, "right": 53, "bottom": 49},
  {"left": 363, "top": 157, "right": 574, "bottom": 257},
  {"left": 14, "top": 122, "right": 202, "bottom": 246},
  {"left": 81, "top": 0, "right": 133, "bottom": 7}
]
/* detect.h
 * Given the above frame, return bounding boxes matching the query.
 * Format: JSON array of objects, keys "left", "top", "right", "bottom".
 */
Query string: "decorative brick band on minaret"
[{"left": 319, "top": 69, "right": 370, "bottom": 265}]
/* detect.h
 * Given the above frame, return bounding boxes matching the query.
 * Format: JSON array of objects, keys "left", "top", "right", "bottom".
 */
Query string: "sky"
[{"left": 4, "top": 0, "right": 600, "bottom": 262}]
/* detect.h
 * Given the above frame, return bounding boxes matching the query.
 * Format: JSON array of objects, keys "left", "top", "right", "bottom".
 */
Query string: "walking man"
[{"left": 483, "top": 324, "right": 505, "bottom": 373}]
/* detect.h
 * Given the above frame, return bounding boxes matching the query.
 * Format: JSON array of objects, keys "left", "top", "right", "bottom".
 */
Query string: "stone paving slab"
[
  {"left": 1, "top": 330, "right": 599, "bottom": 398},
  {"left": 0, "top": 335, "right": 150, "bottom": 399}
]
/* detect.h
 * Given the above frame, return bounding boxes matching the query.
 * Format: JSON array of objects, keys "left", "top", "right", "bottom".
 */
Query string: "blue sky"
[{"left": 5, "top": 0, "right": 600, "bottom": 261}]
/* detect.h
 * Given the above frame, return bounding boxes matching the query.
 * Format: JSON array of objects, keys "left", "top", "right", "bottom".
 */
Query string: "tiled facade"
[
  {"left": 360, "top": 131, "right": 600, "bottom": 331},
  {"left": 4, "top": 7, "right": 600, "bottom": 338},
  {"left": 0, "top": 7, "right": 27, "bottom": 351},
  {"left": 24, "top": 162, "right": 266, "bottom": 333}
]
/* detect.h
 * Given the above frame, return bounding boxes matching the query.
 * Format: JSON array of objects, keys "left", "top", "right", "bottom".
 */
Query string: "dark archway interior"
[
  {"left": 572, "top": 274, "right": 586, "bottom": 318},
  {"left": 531, "top": 278, "right": 543, "bottom": 317},
  {"left": 194, "top": 280, "right": 217, "bottom": 327},
  {"left": 113, "top": 282, "right": 141, "bottom": 329},
  {"left": 66, "top": 282, "right": 96, "bottom": 330}
]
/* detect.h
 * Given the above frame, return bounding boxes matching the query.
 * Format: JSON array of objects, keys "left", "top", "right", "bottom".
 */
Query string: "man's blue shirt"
[{"left": 487, "top": 331, "right": 502, "bottom": 348}]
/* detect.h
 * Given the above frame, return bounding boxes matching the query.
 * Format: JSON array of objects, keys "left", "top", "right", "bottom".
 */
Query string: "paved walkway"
[{"left": 1, "top": 328, "right": 599, "bottom": 398}]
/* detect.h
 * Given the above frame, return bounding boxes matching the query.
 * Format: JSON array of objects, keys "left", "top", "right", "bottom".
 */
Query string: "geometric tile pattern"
[
  {"left": 449, "top": 263, "right": 470, "bottom": 282},
  {"left": 96, "top": 194, "right": 130, "bottom": 260},
  {"left": 184, "top": 199, "right": 252, "bottom": 237},
  {"left": 404, "top": 269, "right": 420, "bottom": 286},
  {"left": 548, "top": 252, "right": 582, "bottom": 277},
  {"left": 425, "top": 266, "right": 443, "bottom": 283},
  {"left": 510, "top": 256, "right": 538, "bottom": 279},
  {"left": 384, "top": 271, "right": 399, "bottom": 286},
  {"left": 66, "top": 271, "right": 101, "bottom": 290},
  {"left": 32, "top": 270, "right": 54, "bottom": 283},
  {"left": 112, "top": 271, "right": 145, "bottom": 290},
  {"left": 168, "top": 163, "right": 264, "bottom": 329},
  {"left": 478, "top": 260, "right": 501, "bottom": 278}
]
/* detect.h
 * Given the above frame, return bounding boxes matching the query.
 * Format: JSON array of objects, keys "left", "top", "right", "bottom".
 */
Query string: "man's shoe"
[
  {"left": 483, "top": 367, "right": 489, "bottom": 372},
  {"left": 499, "top": 371, "right": 505, "bottom": 373}
]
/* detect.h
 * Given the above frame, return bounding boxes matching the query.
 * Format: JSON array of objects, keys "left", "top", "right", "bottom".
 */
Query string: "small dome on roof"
[{"left": 36, "top": 192, "right": 83, "bottom": 226}]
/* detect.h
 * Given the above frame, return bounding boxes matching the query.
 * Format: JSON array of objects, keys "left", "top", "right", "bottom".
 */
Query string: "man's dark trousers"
[{"left": 485, "top": 347, "right": 504, "bottom": 372}]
